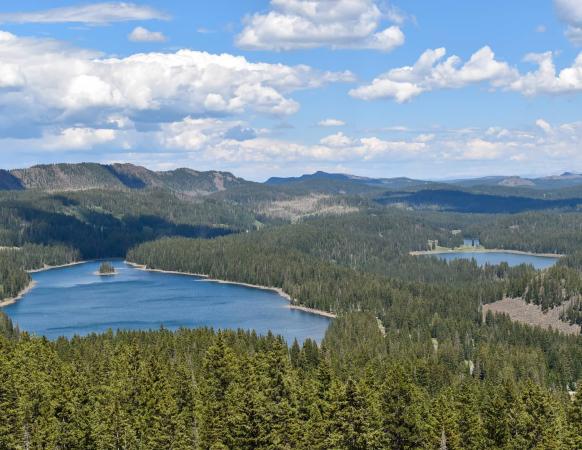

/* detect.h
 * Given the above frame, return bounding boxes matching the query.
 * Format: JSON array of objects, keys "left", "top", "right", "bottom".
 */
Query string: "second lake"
[{"left": 433, "top": 251, "right": 559, "bottom": 269}]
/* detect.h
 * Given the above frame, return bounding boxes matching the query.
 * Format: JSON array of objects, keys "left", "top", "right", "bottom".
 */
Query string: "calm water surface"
[
  {"left": 435, "top": 252, "right": 558, "bottom": 269},
  {"left": 3, "top": 261, "right": 330, "bottom": 343}
]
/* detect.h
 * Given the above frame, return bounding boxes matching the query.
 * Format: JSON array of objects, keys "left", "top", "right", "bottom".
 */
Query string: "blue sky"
[{"left": 0, "top": 0, "right": 581, "bottom": 180}]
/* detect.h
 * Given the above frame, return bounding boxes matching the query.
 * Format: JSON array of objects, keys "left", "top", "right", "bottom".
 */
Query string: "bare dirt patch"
[
  {"left": 257, "top": 194, "right": 358, "bottom": 222},
  {"left": 483, "top": 297, "right": 581, "bottom": 335}
]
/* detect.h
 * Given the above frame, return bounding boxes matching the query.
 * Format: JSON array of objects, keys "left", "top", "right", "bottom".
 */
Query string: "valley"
[
  {"left": 1, "top": 163, "right": 582, "bottom": 448},
  {"left": 2, "top": 2, "right": 582, "bottom": 445}
]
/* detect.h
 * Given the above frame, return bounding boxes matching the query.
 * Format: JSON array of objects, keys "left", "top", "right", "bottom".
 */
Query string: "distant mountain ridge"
[
  {"left": 3, "top": 164, "right": 582, "bottom": 196},
  {"left": 266, "top": 170, "right": 434, "bottom": 189},
  {"left": 268, "top": 170, "right": 582, "bottom": 191},
  {"left": 448, "top": 172, "right": 582, "bottom": 190},
  {"left": 1, "top": 163, "right": 250, "bottom": 195}
]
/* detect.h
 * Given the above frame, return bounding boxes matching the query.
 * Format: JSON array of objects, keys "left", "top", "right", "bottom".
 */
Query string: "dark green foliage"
[
  {"left": 0, "top": 328, "right": 579, "bottom": 449},
  {"left": 0, "top": 244, "right": 79, "bottom": 301},
  {"left": 0, "top": 189, "right": 254, "bottom": 258},
  {"left": 467, "top": 211, "right": 582, "bottom": 254},
  {"left": 3, "top": 170, "right": 582, "bottom": 447},
  {"left": 0, "top": 257, "right": 30, "bottom": 301},
  {"left": 128, "top": 219, "right": 582, "bottom": 388},
  {"left": 98, "top": 262, "right": 115, "bottom": 274}
]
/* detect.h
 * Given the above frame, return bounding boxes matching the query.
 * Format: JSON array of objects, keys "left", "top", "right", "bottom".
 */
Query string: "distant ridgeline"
[
  {"left": 0, "top": 163, "right": 252, "bottom": 195},
  {"left": 5, "top": 164, "right": 582, "bottom": 215},
  {"left": 376, "top": 189, "right": 582, "bottom": 214}
]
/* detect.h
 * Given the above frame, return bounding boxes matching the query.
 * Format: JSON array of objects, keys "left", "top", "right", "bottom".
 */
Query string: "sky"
[{"left": 0, "top": 0, "right": 581, "bottom": 181}]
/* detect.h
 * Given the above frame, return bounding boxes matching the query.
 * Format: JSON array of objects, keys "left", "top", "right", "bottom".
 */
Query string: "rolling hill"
[{"left": 3, "top": 163, "right": 251, "bottom": 196}]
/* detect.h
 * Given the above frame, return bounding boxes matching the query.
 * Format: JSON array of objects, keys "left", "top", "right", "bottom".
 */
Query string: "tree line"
[
  {"left": 0, "top": 323, "right": 581, "bottom": 449},
  {"left": 0, "top": 244, "right": 79, "bottom": 301}
]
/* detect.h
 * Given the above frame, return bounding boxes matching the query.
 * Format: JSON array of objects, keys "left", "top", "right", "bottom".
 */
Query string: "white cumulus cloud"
[
  {"left": 320, "top": 132, "right": 353, "bottom": 147},
  {"left": 128, "top": 26, "right": 167, "bottom": 42},
  {"left": 3, "top": 119, "right": 582, "bottom": 178},
  {"left": 0, "top": 30, "right": 353, "bottom": 138},
  {"left": 351, "top": 45, "right": 582, "bottom": 102},
  {"left": 555, "top": 0, "right": 582, "bottom": 45},
  {"left": 236, "top": 0, "right": 405, "bottom": 51},
  {"left": 509, "top": 51, "right": 582, "bottom": 95},
  {"left": 159, "top": 117, "right": 246, "bottom": 151},
  {"left": 536, "top": 119, "right": 552, "bottom": 134},
  {"left": 44, "top": 127, "right": 118, "bottom": 150},
  {"left": 350, "top": 46, "right": 517, "bottom": 102}
]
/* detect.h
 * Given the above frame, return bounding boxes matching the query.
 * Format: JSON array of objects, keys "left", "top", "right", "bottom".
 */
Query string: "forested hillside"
[
  {"left": 128, "top": 227, "right": 582, "bottom": 390},
  {"left": 0, "top": 244, "right": 79, "bottom": 301},
  {"left": 2, "top": 165, "right": 582, "bottom": 448},
  {"left": 4, "top": 163, "right": 252, "bottom": 195},
  {"left": 0, "top": 189, "right": 252, "bottom": 258},
  {"left": 377, "top": 189, "right": 582, "bottom": 213}
]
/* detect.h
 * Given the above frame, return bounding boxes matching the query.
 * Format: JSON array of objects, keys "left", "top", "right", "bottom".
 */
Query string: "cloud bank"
[
  {"left": 350, "top": 46, "right": 582, "bottom": 102},
  {"left": 236, "top": 0, "right": 405, "bottom": 51},
  {"left": 0, "top": 30, "right": 354, "bottom": 139}
]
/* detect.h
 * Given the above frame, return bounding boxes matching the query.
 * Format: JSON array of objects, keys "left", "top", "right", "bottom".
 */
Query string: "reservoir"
[
  {"left": 2, "top": 260, "right": 330, "bottom": 343},
  {"left": 434, "top": 251, "right": 559, "bottom": 269}
]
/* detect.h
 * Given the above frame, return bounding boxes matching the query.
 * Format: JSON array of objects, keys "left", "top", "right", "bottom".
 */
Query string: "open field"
[
  {"left": 256, "top": 194, "right": 358, "bottom": 222},
  {"left": 483, "top": 297, "right": 581, "bottom": 335}
]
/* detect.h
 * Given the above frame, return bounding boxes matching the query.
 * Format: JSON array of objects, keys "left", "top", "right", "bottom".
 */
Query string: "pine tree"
[
  {"left": 455, "top": 382, "right": 486, "bottom": 450},
  {"left": 378, "top": 366, "right": 429, "bottom": 449},
  {"left": 170, "top": 362, "right": 198, "bottom": 449},
  {"left": 513, "top": 381, "right": 566, "bottom": 449},
  {"left": 89, "top": 342, "right": 139, "bottom": 449},
  {"left": 568, "top": 382, "right": 582, "bottom": 448},
  {"left": 426, "top": 389, "right": 462, "bottom": 450},
  {"left": 482, "top": 380, "right": 521, "bottom": 448},
  {"left": 195, "top": 333, "right": 240, "bottom": 449},
  {"left": 290, "top": 339, "right": 301, "bottom": 369},
  {"left": 134, "top": 355, "right": 181, "bottom": 448},
  {"left": 324, "top": 378, "right": 381, "bottom": 449},
  {"left": 11, "top": 339, "right": 62, "bottom": 449},
  {"left": 253, "top": 337, "right": 299, "bottom": 449},
  {"left": 0, "top": 338, "right": 18, "bottom": 448}
]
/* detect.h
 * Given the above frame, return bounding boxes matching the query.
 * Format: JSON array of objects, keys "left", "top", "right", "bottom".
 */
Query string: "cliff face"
[{"left": 2, "top": 163, "right": 250, "bottom": 195}]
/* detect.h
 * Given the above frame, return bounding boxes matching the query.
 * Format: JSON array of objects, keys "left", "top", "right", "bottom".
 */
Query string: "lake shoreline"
[
  {"left": 1, "top": 260, "right": 89, "bottom": 307},
  {"left": 410, "top": 248, "right": 564, "bottom": 258},
  {"left": 0, "top": 280, "right": 37, "bottom": 308},
  {"left": 125, "top": 261, "right": 337, "bottom": 319},
  {"left": 27, "top": 260, "right": 88, "bottom": 273}
]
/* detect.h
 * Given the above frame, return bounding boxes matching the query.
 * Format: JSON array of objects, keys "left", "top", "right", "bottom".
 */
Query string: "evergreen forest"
[{"left": 1, "top": 170, "right": 582, "bottom": 448}]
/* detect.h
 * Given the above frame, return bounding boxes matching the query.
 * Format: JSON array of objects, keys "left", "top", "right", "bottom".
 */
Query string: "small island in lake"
[{"left": 97, "top": 262, "right": 117, "bottom": 276}]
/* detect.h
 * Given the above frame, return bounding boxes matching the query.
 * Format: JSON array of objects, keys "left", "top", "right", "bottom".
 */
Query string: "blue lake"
[
  {"left": 434, "top": 252, "right": 559, "bottom": 269},
  {"left": 2, "top": 261, "right": 330, "bottom": 343}
]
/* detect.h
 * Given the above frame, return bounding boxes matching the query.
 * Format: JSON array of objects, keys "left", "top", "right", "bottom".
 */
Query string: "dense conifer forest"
[
  {"left": 0, "top": 321, "right": 581, "bottom": 448},
  {"left": 1, "top": 178, "right": 582, "bottom": 448}
]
